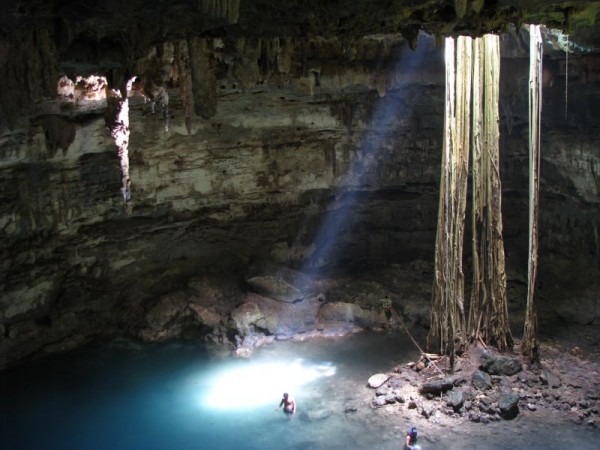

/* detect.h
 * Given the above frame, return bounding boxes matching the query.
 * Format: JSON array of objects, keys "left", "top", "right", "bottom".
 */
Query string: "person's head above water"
[
  {"left": 407, "top": 426, "right": 418, "bottom": 442},
  {"left": 283, "top": 392, "right": 288, "bottom": 399}
]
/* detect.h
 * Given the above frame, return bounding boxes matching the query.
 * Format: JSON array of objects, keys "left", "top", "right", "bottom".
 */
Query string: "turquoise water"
[
  {"left": 0, "top": 332, "right": 416, "bottom": 450},
  {"left": 1, "top": 331, "right": 598, "bottom": 449}
]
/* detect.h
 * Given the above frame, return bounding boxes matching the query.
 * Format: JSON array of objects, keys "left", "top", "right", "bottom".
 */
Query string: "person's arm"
[{"left": 290, "top": 399, "right": 296, "bottom": 413}]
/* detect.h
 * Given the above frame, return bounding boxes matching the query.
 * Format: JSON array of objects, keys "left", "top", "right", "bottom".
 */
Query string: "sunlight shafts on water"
[{"left": 202, "top": 359, "right": 337, "bottom": 410}]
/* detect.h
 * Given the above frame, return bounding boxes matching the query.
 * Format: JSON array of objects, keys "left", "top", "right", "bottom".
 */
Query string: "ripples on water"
[{"left": 1, "top": 331, "right": 598, "bottom": 449}]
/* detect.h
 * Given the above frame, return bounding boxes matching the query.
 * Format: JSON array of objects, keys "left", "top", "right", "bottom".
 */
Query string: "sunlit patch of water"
[{"left": 201, "top": 358, "right": 336, "bottom": 409}]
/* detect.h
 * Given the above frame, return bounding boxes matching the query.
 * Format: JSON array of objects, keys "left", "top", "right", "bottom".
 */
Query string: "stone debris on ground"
[{"left": 366, "top": 341, "right": 600, "bottom": 430}]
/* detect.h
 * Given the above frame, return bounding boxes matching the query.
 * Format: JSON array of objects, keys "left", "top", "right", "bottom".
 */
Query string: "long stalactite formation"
[
  {"left": 175, "top": 40, "right": 194, "bottom": 135},
  {"left": 106, "top": 87, "right": 131, "bottom": 204},
  {"left": 522, "top": 24, "right": 543, "bottom": 365}
]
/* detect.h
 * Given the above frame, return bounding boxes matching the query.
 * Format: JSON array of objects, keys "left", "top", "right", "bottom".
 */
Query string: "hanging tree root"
[
  {"left": 402, "top": 321, "right": 445, "bottom": 375},
  {"left": 383, "top": 301, "right": 446, "bottom": 376}
]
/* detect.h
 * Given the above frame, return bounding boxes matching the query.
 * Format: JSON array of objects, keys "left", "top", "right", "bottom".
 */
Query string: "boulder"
[
  {"left": 372, "top": 396, "right": 388, "bottom": 407},
  {"left": 233, "top": 333, "right": 274, "bottom": 357},
  {"left": 272, "top": 294, "right": 320, "bottom": 336},
  {"left": 541, "top": 369, "right": 561, "bottom": 388},
  {"left": 498, "top": 393, "right": 520, "bottom": 419},
  {"left": 368, "top": 373, "right": 390, "bottom": 388},
  {"left": 375, "top": 385, "right": 388, "bottom": 396},
  {"left": 139, "top": 291, "right": 190, "bottom": 340},
  {"left": 419, "top": 377, "right": 455, "bottom": 395},
  {"left": 384, "top": 393, "right": 398, "bottom": 404},
  {"left": 318, "top": 301, "right": 386, "bottom": 329},
  {"left": 469, "top": 412, "right": 481, "bottom": 422},
  {"left": 231, "top": 299, "right": 268, "bottom": 334},
  {"left": 472, "top": 370, "right": 492, "bottom": 390},
  {"left": 188, "top": 304, "right": 223, "bottom": 327},
  {"left": 446, "top": 390, "right": 464, "bottom": 411},
  {"left": 246, "top": 275, "right": 302, "bottom": 303},
  {"left": 421, "top": 404, "right": 435, "bottom": 418},
  {"left": 479, "top": 351, "right": 522, "bottom": 376},
  {"left": 187, "top": 275, "right": 242, "bottom": 311},
  {"left": 231, "top": 292, "right": 320, "bottom": 338}
]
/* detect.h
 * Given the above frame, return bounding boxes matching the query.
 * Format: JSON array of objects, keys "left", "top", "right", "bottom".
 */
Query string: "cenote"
[
  {"left": 2, "top": 4, "right": 600, "bottom": 448},
  {"left": 1, "top": 330, "right": 599, "bottom": 450}
]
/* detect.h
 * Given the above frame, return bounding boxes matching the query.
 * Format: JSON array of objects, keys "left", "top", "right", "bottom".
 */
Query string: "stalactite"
[
  {"left": 175, "top": 40, "right": 194, "bottom": 135},
  {"left": 39, "top": 115, "right": 76, "bottom": 157},
  {"left": 259, "top": 38, "right": 280, "bottom": 77},
  {"left": 435, "top": 33, "right": 443, "bottom": 50},
  {"left": 187, "top": 37, "right": 218, "bottom": 120},
  {"left": 523, "top": 24, "right": 543, "bottom": 365},
  {"left": 565, "top": 34, "right": 569, "bottom": 120},
  {"left": 149, "top": 86, "right": 169, "bottom": 133},
  {"left": 401, "top": 26, "right": 420, "bottom": 51},
  {"left": 200, "top": 0, "right": 239, "bottom": 23},
  {"left": 277, "top": 38, "right": 293, "bottom": 74},
  {"left": 455, "top": 0, "right": 468, "bottom": 19},
  {"left": 105, "top": 86, "right": 131, "bottom": 204},
  {"left": 135, "top": 42, "right": 174, "bottom": 133},
  {"left": 454, "top": 1, "right": 484, "bottom": 20}
]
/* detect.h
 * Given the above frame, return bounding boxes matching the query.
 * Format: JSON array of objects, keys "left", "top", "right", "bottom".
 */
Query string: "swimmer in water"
[
  {"left": 276, "top": 392, "right": 296, "bottom": 415},
  {"left": 405, "top": 426, "right": 419, "bottom": 449}
]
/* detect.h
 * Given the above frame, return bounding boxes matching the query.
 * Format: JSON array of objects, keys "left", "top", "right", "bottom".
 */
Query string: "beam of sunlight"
[
  {"left": 301, "top": 32, "right": 436, "bottom": 273},
  {"left": 201, "top": 358, "right": 336, "bottom": 410}
]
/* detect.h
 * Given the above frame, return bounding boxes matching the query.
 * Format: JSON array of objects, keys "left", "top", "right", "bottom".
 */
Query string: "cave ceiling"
[
  {"left": 0, "top": 1, "right": 599, "bottom": 140},
  {"left": 2, "top": 1, "right": 600, "bottom": 39},
  {"left": 2, "top": 1, "right": 600, "bottom": 77}
]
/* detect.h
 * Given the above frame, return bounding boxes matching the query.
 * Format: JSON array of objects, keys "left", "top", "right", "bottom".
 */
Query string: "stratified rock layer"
[{"left": 0, "top": 16, "right": 599, "bottom": 368}]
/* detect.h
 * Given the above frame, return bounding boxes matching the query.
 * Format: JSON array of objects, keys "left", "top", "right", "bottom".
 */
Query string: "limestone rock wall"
[
  {"left": 0, "top": 34, "right": 445, "bottom": 367},
  {"left": 0, "top": 30, "right": 599, "bottom": 369}
]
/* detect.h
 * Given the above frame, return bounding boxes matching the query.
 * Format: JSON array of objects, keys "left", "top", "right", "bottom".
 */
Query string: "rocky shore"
[{"left": 366, "top": 338, "right": 600, "bottom": 433}]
